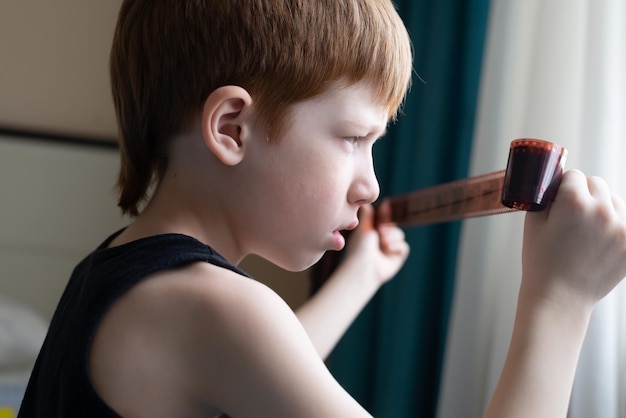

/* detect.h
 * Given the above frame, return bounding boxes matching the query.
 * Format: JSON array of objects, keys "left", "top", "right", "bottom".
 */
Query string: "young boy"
[{"left": 19, "top": 1, "right": 626, "bottom": 417}]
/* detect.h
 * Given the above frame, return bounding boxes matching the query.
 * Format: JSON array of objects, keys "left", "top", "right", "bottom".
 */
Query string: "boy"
[{"left": 19, "top": 1, "right": 626, "bottom": 417}]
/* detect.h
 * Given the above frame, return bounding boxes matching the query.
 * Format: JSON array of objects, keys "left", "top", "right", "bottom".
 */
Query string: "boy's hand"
[
  {"left": 344, "top": 204, "right": 410, "bottom": 286},
  {"left": 297, "top": 204, "right": 410, "bottom": 359},
  {"left": 521, "top": 169, "right": 626, "bottom": 309}
]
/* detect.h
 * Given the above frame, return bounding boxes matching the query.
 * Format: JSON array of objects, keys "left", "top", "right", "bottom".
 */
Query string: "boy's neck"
[{"left": 113, "top": 133, "right": 247, "bottom": 265}]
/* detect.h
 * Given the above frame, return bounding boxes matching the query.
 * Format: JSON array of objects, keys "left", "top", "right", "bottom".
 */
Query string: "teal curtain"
[{"left": 326, "top": 1, "right": 491, "bottom": 416}]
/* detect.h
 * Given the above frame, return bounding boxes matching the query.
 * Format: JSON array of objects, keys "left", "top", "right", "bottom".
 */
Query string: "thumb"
[{"left": 357, "top": 204, "right": 375, "bottom": 233}]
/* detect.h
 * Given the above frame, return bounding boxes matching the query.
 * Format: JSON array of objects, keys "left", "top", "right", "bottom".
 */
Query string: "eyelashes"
[
  {"left": 344, "top": 136, "right": 364, "bottom": 145},
  {"left": 342, "top": 133, "right": 386, "bottom": 151}
]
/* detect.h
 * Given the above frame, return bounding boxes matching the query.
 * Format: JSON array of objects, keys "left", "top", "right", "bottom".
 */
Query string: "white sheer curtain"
[{"left": 437, "top": 1, "right": 626, "bottom": 417}]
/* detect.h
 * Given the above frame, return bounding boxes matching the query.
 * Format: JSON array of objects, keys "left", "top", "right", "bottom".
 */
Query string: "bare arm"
[
  {"left": 485, "top": 284, "right": 592, "bottom": 417},
  {"left": 296, "top": 204, "right": 410, "bottom": 358},
  {"left": 485, "top": 170, "right": 626, "bottom": 417},
  {"left": 188, "top": 267, "right": 374, "bottom": 418}
]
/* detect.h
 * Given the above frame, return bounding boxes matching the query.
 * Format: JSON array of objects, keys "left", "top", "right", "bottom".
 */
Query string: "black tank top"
[{"left": 18, "top": 231, "right": 249, "bottom": 417}]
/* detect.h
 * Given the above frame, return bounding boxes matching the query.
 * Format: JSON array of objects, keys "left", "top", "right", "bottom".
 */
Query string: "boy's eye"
[{"left": 345, "top": 136, "right": 363, "bottom": 145}]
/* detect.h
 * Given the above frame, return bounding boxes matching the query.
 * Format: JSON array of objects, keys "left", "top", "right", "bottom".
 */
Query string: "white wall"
[
  {"left": 0, "top": 2, "right": 122, "bottom": 140},
  {"left": 0, "top": 136, "right": 126, "bottom": 320}
]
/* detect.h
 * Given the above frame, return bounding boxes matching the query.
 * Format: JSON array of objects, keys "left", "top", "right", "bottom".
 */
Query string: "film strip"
[{"left": 375, "top": 139, "right": 568, "bottom": 227}]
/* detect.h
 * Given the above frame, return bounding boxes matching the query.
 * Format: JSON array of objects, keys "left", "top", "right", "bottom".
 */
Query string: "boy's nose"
[{"left": 349, "top": 165, "right": 380, "bottom": 205}]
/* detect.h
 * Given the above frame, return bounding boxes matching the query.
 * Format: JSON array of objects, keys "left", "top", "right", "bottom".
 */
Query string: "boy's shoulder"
[
  {"left": 90, "top": 257, "right": 292, "bottom": 369},
  {"left": 89, "top": 260, "right": 326, "bottom": 416}
]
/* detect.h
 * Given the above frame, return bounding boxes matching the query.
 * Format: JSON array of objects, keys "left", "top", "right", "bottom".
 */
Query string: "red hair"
[{"left": 110, "top": 0, "right": 413, "bottom": 216}]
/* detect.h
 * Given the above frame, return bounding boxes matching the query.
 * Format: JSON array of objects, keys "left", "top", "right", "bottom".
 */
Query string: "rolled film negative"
[
  {"left": 375, "top": 139, "right": 568, "bottom": 227},
  {"left": 501, "top": 139, "right": 567, "bottom": 211}
]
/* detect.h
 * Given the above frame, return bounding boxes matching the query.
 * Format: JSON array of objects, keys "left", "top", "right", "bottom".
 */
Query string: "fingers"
[
  {"left": 523, "top": 169, "right": 626, "bottom": 305},
  {"left": 378, "top": 224, "right": 408, "bottom": 254},
  {"left": 357, "top": 204, "right": 374, "bottom": 232},
  {"left": 613, "top": 194, "right": 626, "bottom": 217},
  {"left": 554, "top": 170, "right": 622, "bottom": 213},
  {"left": 554, "top": 169, "right": 589, "bottom": 202},
  {"left": 534, "top": 169, "right": 586, "bottom": 222},
  {"left": 587, "top": 176, "right": 613, "bottom": 206}
]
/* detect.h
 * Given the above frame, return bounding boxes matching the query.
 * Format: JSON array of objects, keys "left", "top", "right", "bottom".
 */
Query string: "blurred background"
[{"left": 1, "top": 1, "right": 625, "bottom": 417}]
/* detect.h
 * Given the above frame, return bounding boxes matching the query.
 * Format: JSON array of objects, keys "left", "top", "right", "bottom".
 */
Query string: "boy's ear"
[{"left": 201, "top": 86, "right": 253, "bottom": 166}]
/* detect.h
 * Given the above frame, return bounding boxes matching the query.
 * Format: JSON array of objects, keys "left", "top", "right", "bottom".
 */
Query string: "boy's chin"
[{"left": 272, "top": 250, "right": 329, "bottom": 273}]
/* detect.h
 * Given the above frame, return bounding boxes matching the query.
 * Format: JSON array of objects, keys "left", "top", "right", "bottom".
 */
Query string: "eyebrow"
[
  {"left": 339, "top": 120, "right": 387, "bottom": 139},
  {"left": 366, "top": 126, "right": 388, "bottom": 142}
]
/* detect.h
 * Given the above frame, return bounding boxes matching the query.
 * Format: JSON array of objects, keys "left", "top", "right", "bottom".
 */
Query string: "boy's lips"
[
  {"left": 331, "top": 230, "right": 346, "bottom": 251},
  {"left": 343, "top": 220, "right": 359, "bottom": 231},
  {"left": 330, "top": 220, "right": 359, "bottom": 251}
]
